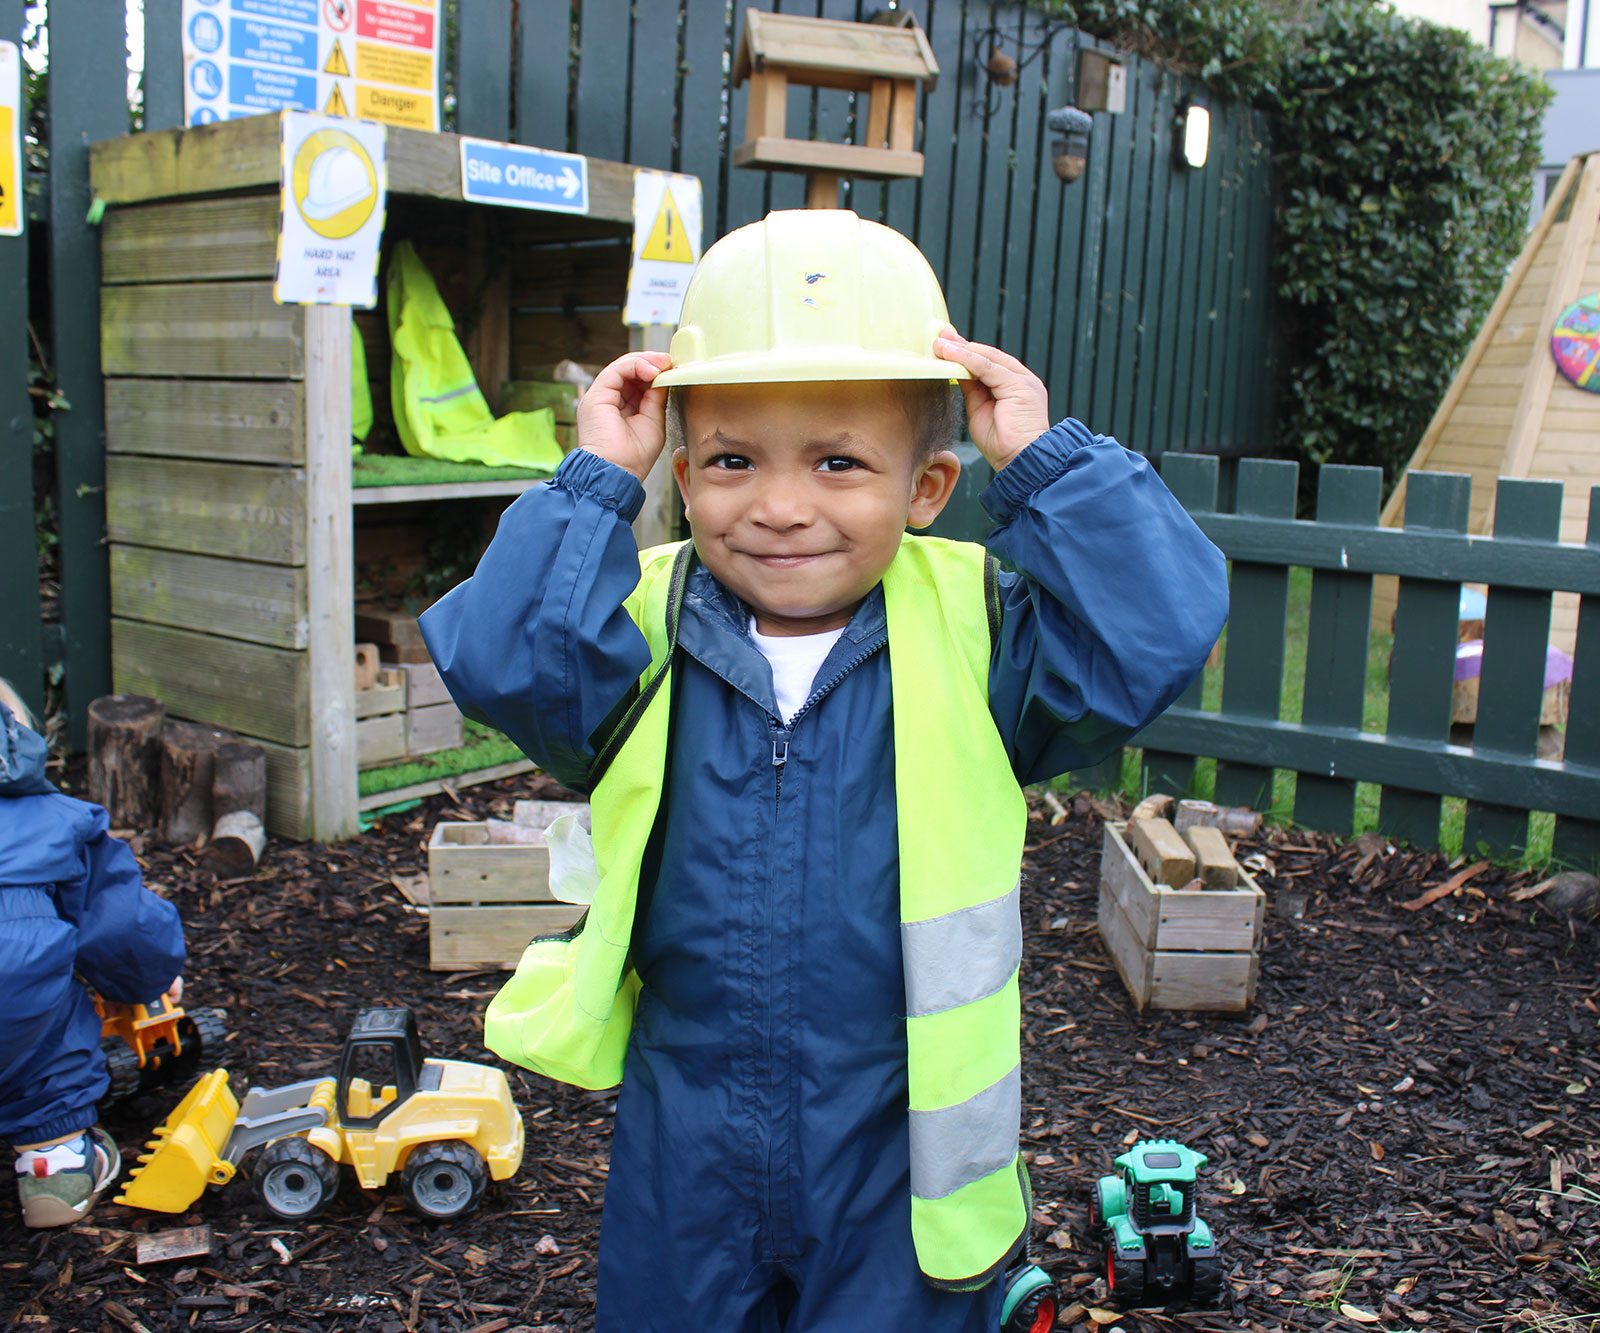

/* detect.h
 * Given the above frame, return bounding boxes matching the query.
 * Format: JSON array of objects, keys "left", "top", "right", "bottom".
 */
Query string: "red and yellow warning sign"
[{"left": 0, "top": 42, "right": 19, "bottom": 239}]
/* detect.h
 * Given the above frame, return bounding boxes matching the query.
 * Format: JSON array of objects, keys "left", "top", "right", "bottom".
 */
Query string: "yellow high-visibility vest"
[{"left": 485, "top": 535, "right": 1030, "bottom": 1288}]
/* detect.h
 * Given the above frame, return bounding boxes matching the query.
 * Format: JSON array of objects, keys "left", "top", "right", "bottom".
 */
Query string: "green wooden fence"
[
  {"left": 5, "top": 0, "right": 1276, "bottom": 741},
  {"left": 1130, "top": 457, "right": 1600, "bottom": 870}
]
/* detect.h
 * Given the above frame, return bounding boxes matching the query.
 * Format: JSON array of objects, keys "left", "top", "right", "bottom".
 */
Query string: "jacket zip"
[{"left": 766, "top": 638, "right": 882, "bottom": 806}]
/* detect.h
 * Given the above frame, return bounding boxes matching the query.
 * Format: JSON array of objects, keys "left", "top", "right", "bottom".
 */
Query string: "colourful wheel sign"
[{"left": 1551, "top": 293, "right": 1600, "bottom": 393}]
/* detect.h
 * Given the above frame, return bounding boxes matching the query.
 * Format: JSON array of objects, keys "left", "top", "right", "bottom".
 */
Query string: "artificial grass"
[
  {"left": 352, "top": 452, "right": 550, "bottom": 488},
  {"left": 357, "top": 720, "right": 528, "bottom": 798}
]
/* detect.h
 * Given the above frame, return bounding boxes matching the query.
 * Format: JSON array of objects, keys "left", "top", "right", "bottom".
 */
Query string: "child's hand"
[
  {"left": 164, "top": 976, "right": 183, "bottom": 1006},
  {"left": 933, "top": 326, "right": 1050, "bottom": 471},
  {"left": 576, "top": 350, "right": 674, "bottom": 482}
]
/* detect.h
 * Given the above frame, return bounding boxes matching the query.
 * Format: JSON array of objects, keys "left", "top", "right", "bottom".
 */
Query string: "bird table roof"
[{"left": 733, "top": 10, "right": 940, "bottom": 92}]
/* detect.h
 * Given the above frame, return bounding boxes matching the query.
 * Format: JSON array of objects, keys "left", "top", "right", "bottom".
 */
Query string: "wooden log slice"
[
  {"left": 159, "top": 719, "right": 232, "bottom": 845},
  {"left": 201, "top": 811, "right": 266, "bottom": 879},
  {"left": 211, "top": 741, "right": 267, "bottom": 822},
  {"left": 87, "top": 695, "right": 166, "bottom": 829}
]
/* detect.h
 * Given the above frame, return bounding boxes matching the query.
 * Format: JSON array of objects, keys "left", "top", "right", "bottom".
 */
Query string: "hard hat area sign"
[
  {"left": 459, "top": 139, "right": 589, "bottom": 215},
  {"left": 625, "top": 170, "right": 702, "bottom": 327},
  {"left": 276, "top": 111, "right": 387, "bottom": 307},
  {"left": 180, "top": 0, "right": 439, "bottom": 131}
]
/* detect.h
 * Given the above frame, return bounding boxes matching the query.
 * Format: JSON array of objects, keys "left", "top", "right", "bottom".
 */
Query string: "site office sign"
[{"left": 181, "top": 0, "right": 440, "bottom": 132}]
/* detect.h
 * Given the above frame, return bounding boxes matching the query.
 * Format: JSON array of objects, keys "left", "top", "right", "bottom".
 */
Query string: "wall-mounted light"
[
  {"left": 1175, "top": 101, "right": 1210, "bottom": 169},
  {"left": 1046, "top": 106, "right": 1093, "bottom": 183}
]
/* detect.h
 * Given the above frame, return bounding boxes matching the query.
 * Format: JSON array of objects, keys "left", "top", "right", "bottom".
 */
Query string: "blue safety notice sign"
[{"left": 459, "top": 138, "right": 589, "bottom": 216}]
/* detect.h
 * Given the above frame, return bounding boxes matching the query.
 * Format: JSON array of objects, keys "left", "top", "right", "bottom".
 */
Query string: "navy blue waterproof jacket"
[
  {"left": 421, "top": 422, "right": 1227, "bottom": 1326},
  {"left": 0, "top": 707, "right": 186, "bottom": 1144}
]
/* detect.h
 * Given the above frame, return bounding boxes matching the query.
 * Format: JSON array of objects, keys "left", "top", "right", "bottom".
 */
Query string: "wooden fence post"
[
  {"left": 1463, "top": 477, "right": 1564, "bottom": 858},
  {"left": 1212, "top": 458, "right": 1297, "bottom": 811},
  {"left": 1294, "top": 464, "right": 1381, "bottom": 835},
  {"left": 455, "top": 0, "right": 513, "bottom": 141},
  {"left": 1555, "top": 486, "right": 1600, "bottom": 868},
  {"left": 1378, "top": 471, "right": 1471, "bottom": 849},
  {"left": 141, "top": 0, "right": 184, "bottom": 132},
  {"left": 48, "top": 3, "right": 126, "bottom": 748},
  {"left": 1138, "top": 452, "right": 1220, "bottom": 797}
]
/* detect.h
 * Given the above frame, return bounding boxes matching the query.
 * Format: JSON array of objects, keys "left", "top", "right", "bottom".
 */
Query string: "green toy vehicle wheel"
[
  {"left": 1190, "top": 1256, "right": 1223, "bottom": 1305},
  {"left": 1000, "top": 1261, "right": 1057, "bottom": 1333},
  {"left": 255, "top": 1137, "right": 339, "bottom": 1220},
  {"left": 1106, "top": 1246, "right": 1147, "bottom": 1306}
]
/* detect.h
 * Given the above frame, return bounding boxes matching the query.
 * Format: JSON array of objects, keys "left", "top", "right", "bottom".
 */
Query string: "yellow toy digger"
[
  {"left": 97, "top": 992, "right": 229, "bottom": 1102},
  {"left": 118, "top": 1008, "right": 524, "bottom": 1221}
]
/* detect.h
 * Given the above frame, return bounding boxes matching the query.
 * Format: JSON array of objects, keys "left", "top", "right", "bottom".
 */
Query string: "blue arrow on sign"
[{"left": 459, "top": 138, "right": 590, "bottom": 216}]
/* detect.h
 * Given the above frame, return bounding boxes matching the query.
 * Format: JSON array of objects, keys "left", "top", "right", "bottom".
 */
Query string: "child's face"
[{"left": 673, "top": 380, "right": 959, "bottom": 636}]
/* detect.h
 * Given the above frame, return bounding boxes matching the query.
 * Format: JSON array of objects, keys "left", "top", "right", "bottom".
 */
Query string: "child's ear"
[
  {"left": 906, "top": 450, "right": 961, "bottom": 530},
  {"left": 671, "top": 446, "right": 692, "bottom": 519}
]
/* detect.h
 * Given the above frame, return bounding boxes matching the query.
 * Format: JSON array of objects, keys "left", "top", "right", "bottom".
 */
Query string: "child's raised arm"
[
  {"left": 935, "top": 330, "right": 1228, "bottom": 785},
  {"left": 420, "top": 353, "right": 672, "bottom": 791}
]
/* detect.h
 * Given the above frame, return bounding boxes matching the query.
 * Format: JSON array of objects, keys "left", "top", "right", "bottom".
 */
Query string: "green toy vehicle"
[{"left": 1089, "top": 1139, "right": 1222, "bottom": 1308}]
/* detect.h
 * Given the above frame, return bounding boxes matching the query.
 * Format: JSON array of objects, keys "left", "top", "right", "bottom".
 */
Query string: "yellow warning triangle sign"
[
  {"left": 640, "top": 189, "right": 693, "bottom": 263},
  {"left": 324, "top": 82, "right": 350, "bottom": 117},
  {"left": 324, "top": 40, "right": 350, "bottom": 77}
]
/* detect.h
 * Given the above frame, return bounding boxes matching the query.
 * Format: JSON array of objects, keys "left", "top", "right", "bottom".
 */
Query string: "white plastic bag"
[{"left": 545, "top": 810, "right": 598, "bottom": 906}]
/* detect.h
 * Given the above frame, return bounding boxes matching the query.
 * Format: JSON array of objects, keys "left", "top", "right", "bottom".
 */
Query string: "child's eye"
[
  {"left": 817, "top": 456, "right": 859, "bottom": 473},
  {"left": 709, "top": 454, "right": 752, "bottom": 471}
]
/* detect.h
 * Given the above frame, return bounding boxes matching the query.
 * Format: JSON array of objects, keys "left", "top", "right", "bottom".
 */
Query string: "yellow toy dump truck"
[
  {"left": 97, "top": 992, "right": 229, "bottom": 1102},
  {"left": 119, "top": 1007, "right": 523, "bottom": 1221}
]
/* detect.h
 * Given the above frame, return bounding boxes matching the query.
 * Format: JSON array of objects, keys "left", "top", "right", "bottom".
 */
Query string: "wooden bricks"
[{"left": 1097, "top": 821, "right": 1263, "bottom": 1012}]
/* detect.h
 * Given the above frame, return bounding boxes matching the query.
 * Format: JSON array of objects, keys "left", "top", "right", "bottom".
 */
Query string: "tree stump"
[
  {"left": 159, "top": 720, "right": 233, "bottom": 845},
  {"left": 87, "top": 695, "right": 166, "bottom": 829},
  {"left": 201, "top": 742, "right": 269, "bottom": 877}
]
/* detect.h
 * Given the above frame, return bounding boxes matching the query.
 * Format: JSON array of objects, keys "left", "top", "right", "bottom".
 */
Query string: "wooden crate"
[
  {"left": 357, "top": 712, "right": 407, "bottom": 769},
  {"left": 398, "top": 661, "right": 450, "bottom": 709},
  {"left": 1097, "top": 821, "right": 1263, "bottom": 1013},
  {"left": 354, "top": 667, "right": 406, "bottom": 720},
  {"left": 407, "top": 701, "right": 463, "bottom": 755},
  {"left": 427, "top": 819, "right": 586, "bottom": 970}
]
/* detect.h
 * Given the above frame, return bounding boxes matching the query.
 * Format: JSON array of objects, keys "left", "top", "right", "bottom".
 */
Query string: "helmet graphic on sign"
[
  {"left": 291, "top": 127, "right": 380, "bottom": 239},
  {"left": 304, "top": 146, "right": 371, "bottom": 219}
]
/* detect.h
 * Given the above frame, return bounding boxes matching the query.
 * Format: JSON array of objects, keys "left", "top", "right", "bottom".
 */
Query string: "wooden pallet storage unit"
[
  {"left": 91, "top": 115, "right": 678, "bottom": 840},
  {"left": 1096, "top": 820, "right": 1264, "bottom": 1012}
]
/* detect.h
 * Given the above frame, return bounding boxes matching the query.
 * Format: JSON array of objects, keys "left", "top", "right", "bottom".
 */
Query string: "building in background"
[{"left": 1388, "top": 0, "right": 1594, "bottom": 67}]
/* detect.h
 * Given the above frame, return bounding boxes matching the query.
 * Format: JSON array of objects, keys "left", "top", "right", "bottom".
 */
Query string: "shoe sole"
[{"left": 21, "top": 1133, "right": 120, "bottom": 1228}]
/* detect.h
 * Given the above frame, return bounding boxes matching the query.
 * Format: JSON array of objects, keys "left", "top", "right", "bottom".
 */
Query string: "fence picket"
[
  {"left": 574, "top": 0, "right": 631, "bottom": 161},
  {"left": 515, "top": 0, "right": 573, "bottom": 148},
  {"left": 1212, "top": 459, "right": 1297, "bottom": 809},
  {"left": 0, "top": 2, "right": 42, "bottom": 720},
  {"left": 1554, "top": 487, "right": 1600, "bottom": 866},
  {"left": 626, "top": 0, "right": 679, "bottom": 170},
  {"left": 456, "top": 0, "right": 513, "bottom": 141},
  {"left": 1462, "top": 479, "right": 1565, "bottom": 858},
  {"left": 677, "top": 0, "right": 730, "bottom": 238},
  {"left": 143, "top": 0, "right": 184, "bottom": 132},
  {"left": 1294, "top": 465, "right": 1382, "bottom": 835},
  {"left": 1137, "top": 453, "right": 1221, "bottom": 797},
  {"left": 1019, "top": 24, "right": 1073, "bottom": 376},
  {"left": 997, "top": 7, "right": 1047, "bottom": 362},
  {"left": 1134, "top": 69, "right": 1179, "bottom": 455},
  {"left": 1378, "top": 472, "right": 1472, "bottom": 848},
  {"left": 1083, "top": 51, "right": 1135, "bottom": 428},
  {"left": 1106, "top": 56, "right": 1156, "bottom": 447}
]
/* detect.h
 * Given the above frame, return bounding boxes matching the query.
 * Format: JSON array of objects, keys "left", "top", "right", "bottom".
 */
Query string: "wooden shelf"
[{"left": 351, "top": 478, "right": 543, "bottom": 506}]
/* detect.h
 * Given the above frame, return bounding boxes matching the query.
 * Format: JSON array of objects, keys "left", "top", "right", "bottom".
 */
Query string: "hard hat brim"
[{"left": 654, "top": 350, "right": 971, "bottom": 389}]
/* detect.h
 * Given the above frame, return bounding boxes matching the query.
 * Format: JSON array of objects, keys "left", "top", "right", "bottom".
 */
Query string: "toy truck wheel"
[
  {"left": 179, "top": 1008, "right": 229, "bottom": 1064},
  {"left": 1106, "top": 1246, "right": 1147, "bottom": 1307},
  {"left": 402, "top": 1142, "right": 487, "bottom": 1220},
  {"left": 1189, "top": 1256, "right": 1223, "bottom": 1305},
  {"left": 103, "top": 1040, "right": 142, "bottom": 1102},
  {"left": 255, "top": 1137, "right": 340, "bottom": 1220}
]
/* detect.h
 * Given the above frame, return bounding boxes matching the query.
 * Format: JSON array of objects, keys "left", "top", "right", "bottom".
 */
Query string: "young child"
[
  {"left": 0, "top": 683, "right": 186, "bottom": 1228},
  {"left": 421, "top": 211, "right": 1227, "bottom": 1330}
]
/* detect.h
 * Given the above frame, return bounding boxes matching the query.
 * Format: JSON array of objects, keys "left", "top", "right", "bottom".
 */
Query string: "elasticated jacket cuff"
[
  {"left": 979, "top": 419, "right": 1096, "bottom": 526},
  {"left": 551, "top": 448, "right": 648, "bottom": 522}
]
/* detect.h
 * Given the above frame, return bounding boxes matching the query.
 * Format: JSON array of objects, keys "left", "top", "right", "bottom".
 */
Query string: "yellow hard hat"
[{"left": 653, "top": 210, "right": 970, "bottom": 388}]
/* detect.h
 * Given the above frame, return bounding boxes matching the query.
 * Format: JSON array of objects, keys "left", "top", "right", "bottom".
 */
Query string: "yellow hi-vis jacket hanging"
[
  {"left": 483, "top": 535, "right": 1031, "bottom": 1289},
  {"left": 386, "top": 240, "right": 564, "bottom": 472}
]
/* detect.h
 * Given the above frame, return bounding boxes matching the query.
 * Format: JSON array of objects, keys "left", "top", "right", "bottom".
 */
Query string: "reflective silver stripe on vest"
[
  {"left": 908, "top": 1065, "right": 1022, "bottom": 1201},
  {"left": 901, "top": 882, "right": 1022, "bottom": 1018}
]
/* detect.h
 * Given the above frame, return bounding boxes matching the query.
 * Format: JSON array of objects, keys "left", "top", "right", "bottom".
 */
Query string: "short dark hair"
[{"left": 667, "top": 381, "right": 962, "bottom": 461}]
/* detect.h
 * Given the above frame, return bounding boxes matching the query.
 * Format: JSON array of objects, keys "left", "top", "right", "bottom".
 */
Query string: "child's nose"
[{"left": 748, "top": 477, "right": 813, "bottom": 529}]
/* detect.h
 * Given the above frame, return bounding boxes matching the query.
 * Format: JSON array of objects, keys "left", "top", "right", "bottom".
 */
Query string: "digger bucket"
[{"left": 116, "top": 1069, "right": 241, "bottom": 1212}]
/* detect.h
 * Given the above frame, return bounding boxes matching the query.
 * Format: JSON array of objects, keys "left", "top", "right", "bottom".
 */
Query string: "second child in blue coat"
[
  {"left": 0, "top": 685, "right": 186, "bottom": 1228},
  {"left": 422, "top": 212, "right": 1227, "bottom": 1331}
]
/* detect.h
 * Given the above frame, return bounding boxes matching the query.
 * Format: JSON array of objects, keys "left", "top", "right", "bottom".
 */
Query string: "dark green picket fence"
[
  {"left": 1119, "top": 457, "right": 1600, "bottom": 869},
  {"left": 6, "top": 0, "right": 1275, "bottom": 739}
]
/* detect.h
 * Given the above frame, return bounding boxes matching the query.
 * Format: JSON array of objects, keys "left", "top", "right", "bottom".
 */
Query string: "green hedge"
[{"left": 1036, "top": 0, "right": 1551, "bottom": 484}]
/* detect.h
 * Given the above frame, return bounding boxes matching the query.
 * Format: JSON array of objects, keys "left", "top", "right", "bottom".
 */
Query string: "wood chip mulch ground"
[{"left": 2, "top": 776, "right": 1596, "bottom": 1332}]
